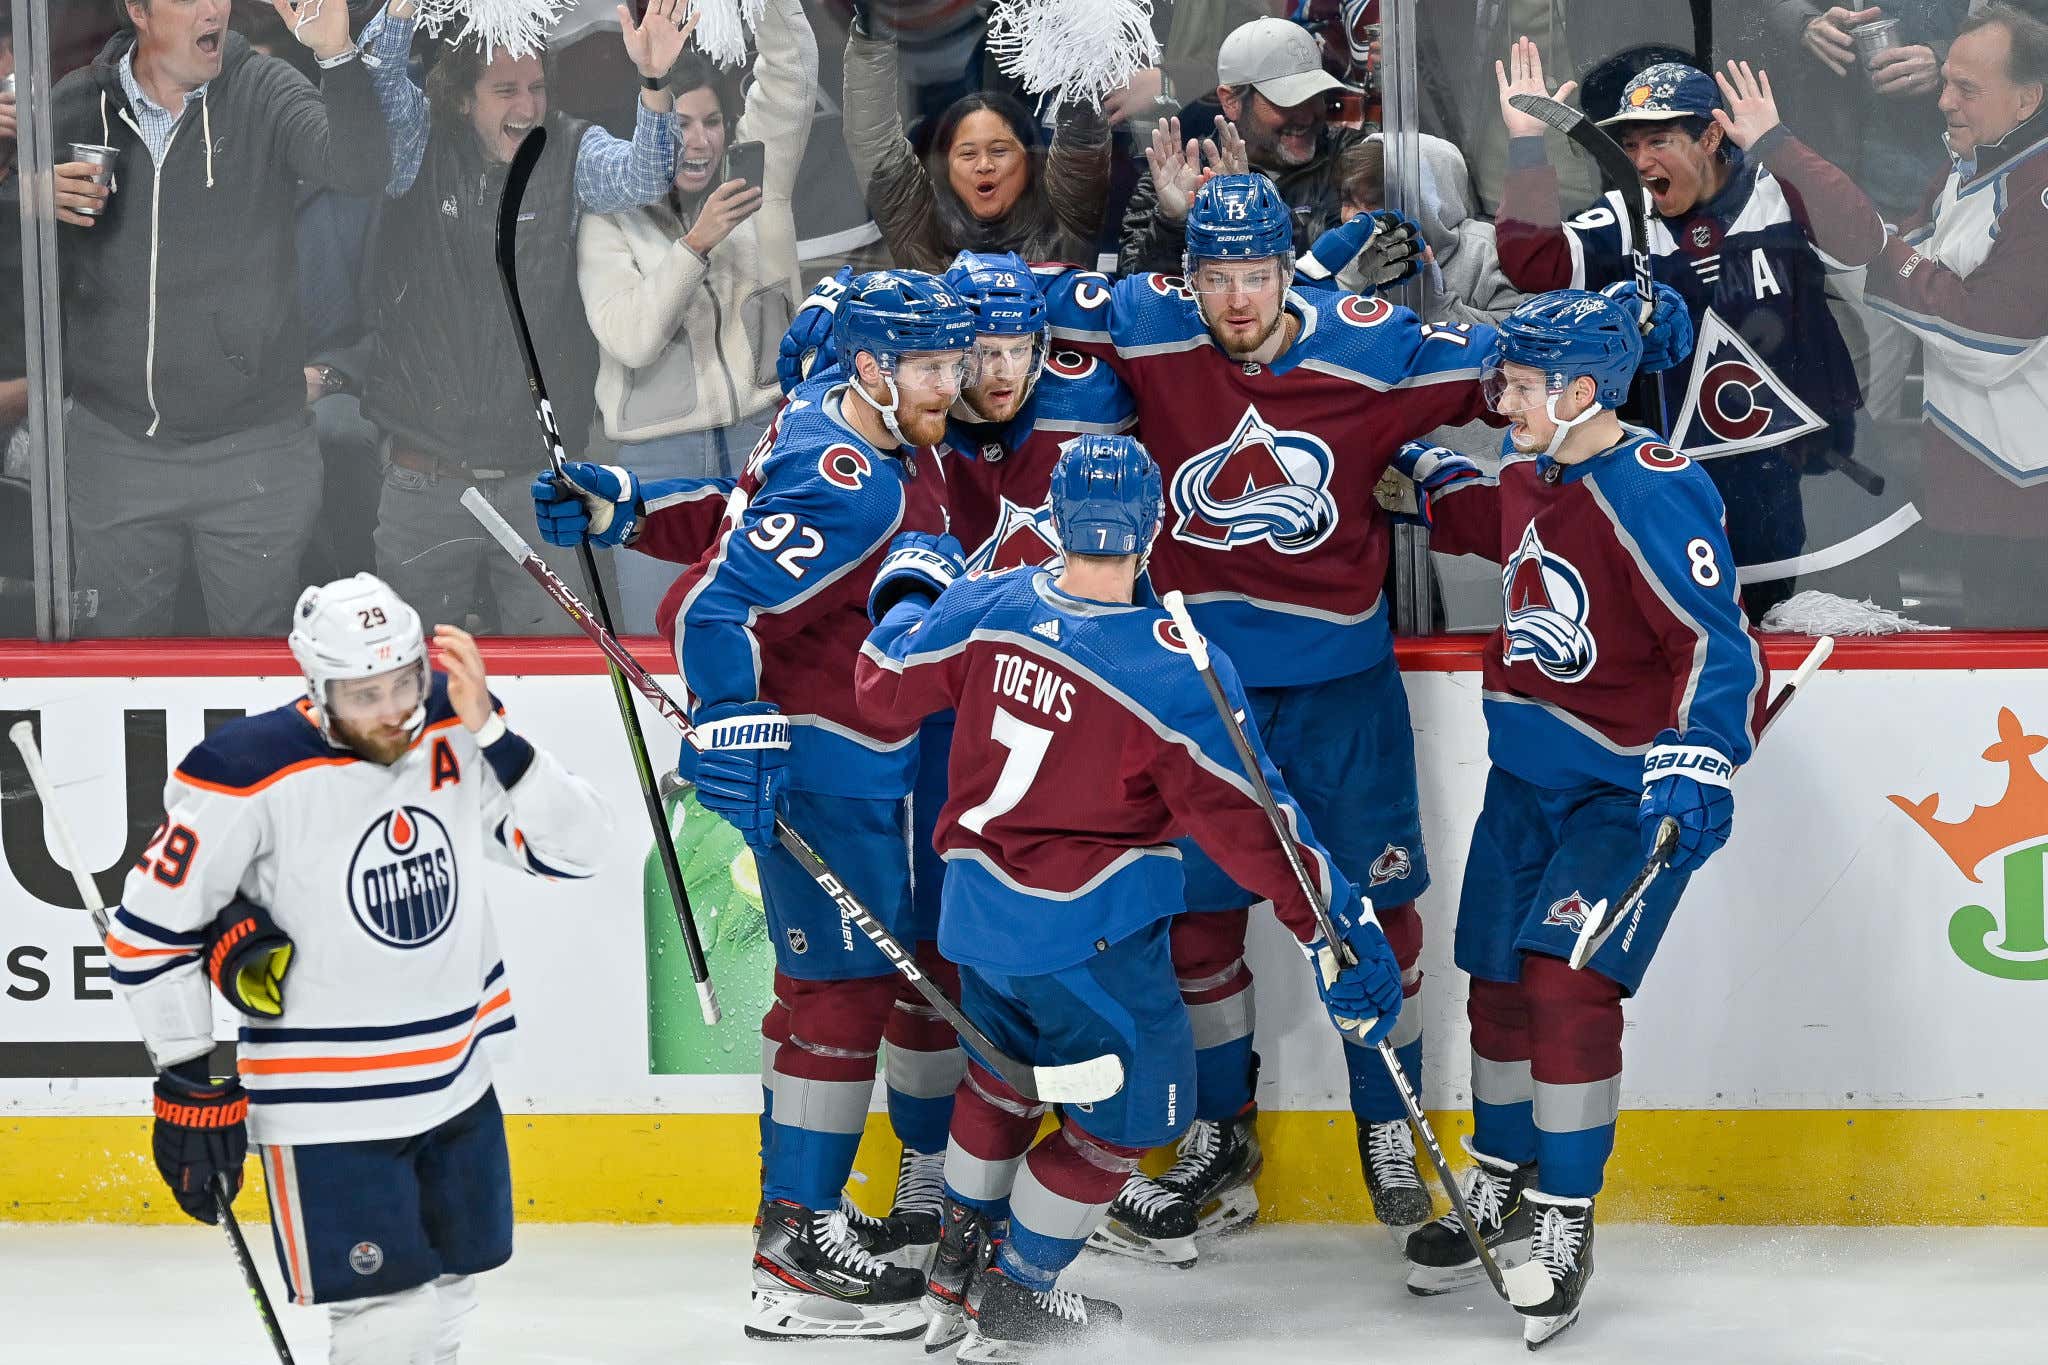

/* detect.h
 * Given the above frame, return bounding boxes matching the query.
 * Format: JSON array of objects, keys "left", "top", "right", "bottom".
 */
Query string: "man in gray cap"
[{"left": 1118, "top": 15, "right": 1369, "bottom": 275}]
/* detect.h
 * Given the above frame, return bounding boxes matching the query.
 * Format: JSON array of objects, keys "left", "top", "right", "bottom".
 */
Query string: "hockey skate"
[
  {"left": 1403, "top": 1141, "right": 1533, "bottom": 1296},
  {"left": 746, "top": 1199, "right": 928, "bottom": 1341},
  {"left": 879, "top": 1147, "right": 946, "bottom": 1273},
  {"left": 1084, "top": 1174, "right": 1199, "bottom": 1268},
  {"left": 957, "top": 1266, "right": 1122, "bottom": 1364},
  {"left": 1158, "top": 1106, "right": 1262, "bottom": 1237},
  {"left": 1516, "top": 1191, "right": 1594, "bottom": 1350},
  {"left": 1358, "top": 1118, "right": 1433, "bottom": 1243},
  {"left": 922, "top": 1196, "right": 998, "bottom": 1354}
]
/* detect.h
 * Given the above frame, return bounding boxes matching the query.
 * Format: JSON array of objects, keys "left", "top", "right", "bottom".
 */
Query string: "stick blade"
[
  {"left": 1568, "top": 899, "right": 1610, "bottom": 970},
  {"left": 1508, "top": 92, "right": 1584, "bottom": 135},
  {"left": 1502, "top": 1258, "right": 1557, "bottom": 1309},
  {"left": 1029, "top": 1053, "right": 1126, "bottom": 1105}
]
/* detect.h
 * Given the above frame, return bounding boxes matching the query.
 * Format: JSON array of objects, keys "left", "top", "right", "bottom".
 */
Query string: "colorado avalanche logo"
[
  {"left": 347, "top": 806, "right": 459, "bottom": 949},
  {"left": 819, "top": 444, "right": 873, "bottom": 490},
  {"left": 1544, "top": 892, "right": 1594, "bottom": 931},
  {"left": 967, "top": 497, "right": 1063, "bottom": 573},
  {"left": 1368, "top": 844, "right": 1412, "bottom": 888},
  {"left": 1170, "top": 406, "right": 1338, "bottom": 554},
  {"left": 1154, "top": 619, "right": 1191, "bottom": 653},
  {"left": 1669, "top": 310, "right": 1827, "bottom": 458},
  {"left": 1502, "top": 523, "right": 1597, "bottom": 684},
  {"left": 1045, "top": 350, "right": 1098, "bottom": 380}
]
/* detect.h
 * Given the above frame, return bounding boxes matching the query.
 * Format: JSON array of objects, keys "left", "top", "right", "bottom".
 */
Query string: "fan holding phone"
[{"left": 576, "top": 0, "right": 818, "bottom": 632}]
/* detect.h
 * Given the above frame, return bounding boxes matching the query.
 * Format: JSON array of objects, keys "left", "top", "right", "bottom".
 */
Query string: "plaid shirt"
[
  {"left": 118, "top": 50, "right": 207, "bottom": 165},
  {"left": 357, "top": 6, "right": 675, "bottom": 213}
]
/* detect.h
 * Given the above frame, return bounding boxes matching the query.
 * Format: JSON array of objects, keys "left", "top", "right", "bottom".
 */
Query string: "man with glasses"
[{"left": 1047, "top": 170, "right": 1691, "bottom": 1254}]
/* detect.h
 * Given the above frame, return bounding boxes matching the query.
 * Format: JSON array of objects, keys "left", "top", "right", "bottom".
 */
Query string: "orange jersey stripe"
[
  {"left": 265, "top": 1146, "right": 310, "bottom": 1306},
  {"left": 237, "top": 990, "right": 513, "bottom": 1077},
  {"left": 175, "top": 716, "right": 467, "bottom": 797},
  {"left": 103, "top": 936, "right": 197, "bottom": 961}
]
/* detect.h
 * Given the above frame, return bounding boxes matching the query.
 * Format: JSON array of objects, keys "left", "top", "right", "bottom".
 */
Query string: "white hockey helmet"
[{"left": 288, "top": 573, "right": 429, "bottom": 745}]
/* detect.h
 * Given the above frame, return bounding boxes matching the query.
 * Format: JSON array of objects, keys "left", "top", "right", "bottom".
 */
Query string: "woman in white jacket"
[{"left": 577, "top": 0, "right": 817, "bottom": 631}]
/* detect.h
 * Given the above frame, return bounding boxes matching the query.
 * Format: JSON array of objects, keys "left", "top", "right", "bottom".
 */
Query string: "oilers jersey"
[
  {"left": 854, "top": 567, "right": 1355, "bottom": 975},
  {"left": 104, "top": 678, "right": 609, "bottom": 1145},
  {"left": 945, "top": 349, "right": 1138, "bottom": 573},
  {"left": 663, "top": 381, "right": 952, "bottom": 798},
  {"left": 1046, "top": 271, "right": 1496, "bottom": 687},
  {"left": 1423, "top": 431, "right": 1768, "bottom": 790},
  {"left": 1496, "top": 130, "right": 1884, "bottom": 462}
]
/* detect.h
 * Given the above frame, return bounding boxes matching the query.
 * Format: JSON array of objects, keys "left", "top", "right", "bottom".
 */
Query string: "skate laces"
[
  {"left": 1365, "top": 1121, "right": 1423, "bottom": 1190},
  {"left": 816, "top": 1208, "right": 895, "bottom": 1276},
  {"left": 1115, "top": 1175, "right": 1184, "bottom": 1218},
  {"left": 1529, "top": 1204, "right": 1586, "bottom": 1278},
  {"left": 1035, "top": 1285, "right": 1090, "bottom": 1325},
  {"left": 1163, "top": 1119, "right": 1220, "bottom": 1187},
  {"left": 1437, "top": 1157, "right": 1511, "bottom": 1233},
  {"left": 894, "top": 1149, "right": 947, "bottom": 1217}
]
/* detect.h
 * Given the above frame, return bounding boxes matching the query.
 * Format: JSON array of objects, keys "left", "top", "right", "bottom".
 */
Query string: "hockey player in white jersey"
[{"left": 103, "top": 573, "right": 609, "bottom": 1364}]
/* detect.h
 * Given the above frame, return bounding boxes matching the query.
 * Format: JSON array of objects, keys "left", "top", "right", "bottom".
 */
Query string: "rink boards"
[{"left": 3, "top": 634, "right": 2047, "bottom": 1225}]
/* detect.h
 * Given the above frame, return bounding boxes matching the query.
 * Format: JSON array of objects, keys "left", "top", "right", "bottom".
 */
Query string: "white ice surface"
[{"left": 4, "top": 1222, "right": 2040, "bottom": 1364}]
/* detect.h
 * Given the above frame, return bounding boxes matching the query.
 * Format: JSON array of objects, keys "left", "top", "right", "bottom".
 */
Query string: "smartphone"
[{"left": 725, "top": 140, "right": 765, "bottom": 193}]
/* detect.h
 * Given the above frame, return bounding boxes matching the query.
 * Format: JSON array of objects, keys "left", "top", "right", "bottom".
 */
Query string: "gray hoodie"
[{"left": 1395, "top": 132, "right": 1525, "bottom": 327}]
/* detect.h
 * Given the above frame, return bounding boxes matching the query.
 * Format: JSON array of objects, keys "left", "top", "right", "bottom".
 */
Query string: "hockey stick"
[
  {"left": 460, "top": 488, "right": 1126, "bottom": 1106},
  {"left": 497, "top": 127, "right": 719, "bottom": 1027},
  {"left": 1568, "top": 634, "right": 1834, "bottom": 970},
  {"left": 9, "top": 723, "right": 297, "bottom": 1364},
  {"left": 1159, "top": 595, "right": 1544, "bottom": 1311}
]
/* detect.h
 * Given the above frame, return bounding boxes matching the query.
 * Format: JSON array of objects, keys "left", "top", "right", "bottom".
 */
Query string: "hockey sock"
[
  {"left": 883, "top": 946, "right": 965, "bottom": 1156},
  {"left": 942, "top": 1060, "right": 1045, "bottom": 1219},
  {"left": 765, "top": 974, "right": 896, "bottom": 1210},
  {"left": 1467, "top": 975, "right": 1537, "bottom": 1166},
  {"left": 1524, "top": 952, "right": 1624, "bottom": 1198},
  {"left": 327, "top": 1283, "right": 438, "bottom": 1365},
  {"left": 1343, "top": 900, "right": 1424, "bottom": 1124},
  {"left": 1000, "top": 1122, "right": 1143, "bottom": 1291},
  {"left": 431, "top": 1273, "right": 477, "bottom": 1365},
  {"left": 1172, "top": 910, "right": 1256, "bottom": 1121},
  {"left": 759, "top": 992, "right": 792, "bottom": 1181}
]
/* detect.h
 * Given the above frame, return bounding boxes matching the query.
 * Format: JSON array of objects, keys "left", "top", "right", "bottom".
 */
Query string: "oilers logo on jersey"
[
  {"left": 1169, "top": 405, "right": 1338, "bottom": 554},
  {"left": 967, "top": 496, "right": 1063, "bottom": 573},
  {"left": 1668, "top": 309, "right": 1828, "bottom": 459},
  {"left": 348, "top": 805, "right": 459, "bottom": 948},
  {"left": 1503, "top": 522, "right": 1598, "bottom": 684}
]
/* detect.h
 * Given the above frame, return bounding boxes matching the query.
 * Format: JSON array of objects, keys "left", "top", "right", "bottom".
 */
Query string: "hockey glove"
[
  {"left": 777, "top": 267, "right": 853, "bottom": 395},
  {"left": 532, "top": 463, "right": 641, "bottom": 548},
  {"left": 1600, "top": 280, "right": 1694, "bottom": 375},
  {"left": 1639, "top": 726, "right": 1735, "bottom": 873},
  {"left": 152, "top": 1061, "right": 248, "bottom": 1224},
  {"left": 1387, "top": 441, "right": 1484, "bottom": 526},
  {"left": 1296, "top": 210, "right": 1427, "bottom": 293},
  {"left": 205, "top": 895, "right": 293, "bottom": 1019},
  {"left": 868, "top": 532, "right": 966, "bottom": 623},
  {"left": 1299, "top": 882, "right": 1404, "bottom": 1046},
  {"left": 691, "top": 701, "right": 790, "bottom": 852}
]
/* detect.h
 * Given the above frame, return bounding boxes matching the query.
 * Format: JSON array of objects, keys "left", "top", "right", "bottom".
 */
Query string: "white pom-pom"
[
  {"left": 1760, "top": 590, "right": 1946, "bottom": 637},
  {"left": 988, "top": 0, "right": 1161, "bottom": 111},
  {"left": 415, "top": 0, "right": 570, "bottom": 60},
  {"left": 690, "top": 0, "right": 764, "bottom": 69}
]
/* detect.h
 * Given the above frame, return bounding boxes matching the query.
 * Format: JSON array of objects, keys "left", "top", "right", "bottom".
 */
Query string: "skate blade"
[
  {"left": 1084, "top": 1221, "right": 1198, "bottom": 1268},
  {"left": 745, "top": 1288, "right": 926, "bottom": 1342},
  {"left": 922, "top": 1304, "right": 969, "bottom": 1354},
  {"left": 1190, "top": 1183, "right": 1260, "bottom": 1239},
  {"left": 956, "top": 1327, "right": 1033, "bottom": 1364},
  {"left": 1523, "top": 1306, "right": 1581, "bottom": 1350}
]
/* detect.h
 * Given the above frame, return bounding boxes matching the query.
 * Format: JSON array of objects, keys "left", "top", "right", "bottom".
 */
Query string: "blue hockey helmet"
[
  {"left": 943, "top": 252, "right": 1049, "bottom": 336},
  {"left": 832, "top": 270, "right": 977, "bottom": 373},
  {"left": 1183, "top": 173, "right": 1295, "bottom": 267},
  {"left": 1049, "top": 434, "right": 1164, "bottom": 558},
  {"left": 1485, "top": 289, "right": 1644, "bottom": 412}
]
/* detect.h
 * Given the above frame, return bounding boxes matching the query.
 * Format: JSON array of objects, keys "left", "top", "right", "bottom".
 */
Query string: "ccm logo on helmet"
[
  {"left": 1337, "top": 295, "right": 1394, "bottom": 328},
  {"left": 819, "top": 444, "right": 873, "bottom": 490},
  {"left": 1636, "top": 443, "right": 1690, "bottom": 472},
  {"left": 1154, "top": 620, "right": 1191, "bottom": 653}
]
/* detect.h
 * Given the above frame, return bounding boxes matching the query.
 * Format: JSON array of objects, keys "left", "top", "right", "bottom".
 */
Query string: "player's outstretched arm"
[
  {"left": 853, "top": 558, "right": 980, "bottom": 733},
  {"left": 440, "top": 625, "right": 613, "bottom": 881},
  {"left": 1386, "top": 440, "right": 1499, "bottom": 556}
]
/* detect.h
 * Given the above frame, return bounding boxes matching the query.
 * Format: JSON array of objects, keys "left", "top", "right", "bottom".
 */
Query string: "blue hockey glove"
[
  {"left": 1296, "top": 210, "right": 1426, "bottom": 293},
  {"left": 1601, "top": 280, "right": 1694, "bottom": 375},
  {"left": 1300, "top": 883, "right": 1404, "bottom": 1046},
  {"left": 777, "top": 267, "right": 854, "bottom": 395},
  {"left": 691, "top": 702, "right": 790, "bottom": 852},
  {"left": 868, "top": 531, "right": 965, "bottom": 622},
  {"left": 531, "top": 463, "right": 641, "bottom": 548},
  {"left": 1381, "top": 441, "right": 1483, "bottom": 527},
  {"left": 1639, "top": 726, "right": 1735, "bottom": 873}
]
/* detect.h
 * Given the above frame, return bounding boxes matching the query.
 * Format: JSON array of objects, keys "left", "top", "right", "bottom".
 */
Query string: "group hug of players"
[{"left": 105, "top": 70, "right": 1778, "bottom": 1365}]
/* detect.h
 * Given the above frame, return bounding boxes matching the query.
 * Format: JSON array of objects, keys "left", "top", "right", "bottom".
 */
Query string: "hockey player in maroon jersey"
[
  {"left": 1383, "top": 288, "right": 1763, "bottom": 1348},
  {"left": 854, "top": 434, "right": 1403, "bottom": 1359},
  {"left": 1043, "top": 171, "right": 1694, "bottom": 1248}
]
